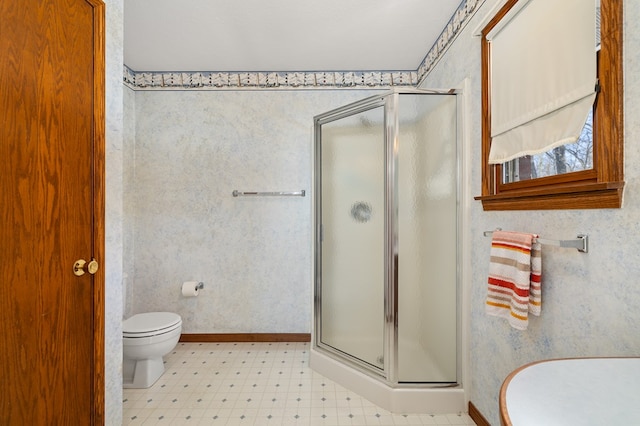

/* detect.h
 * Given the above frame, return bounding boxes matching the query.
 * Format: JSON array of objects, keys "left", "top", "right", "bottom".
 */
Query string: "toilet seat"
[{"left": 123, "top": 312, "right": 182, "bottom": 338}]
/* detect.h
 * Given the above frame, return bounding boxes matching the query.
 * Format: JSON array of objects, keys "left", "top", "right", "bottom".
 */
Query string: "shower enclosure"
[{"left": 311, "top": 90, "right": 462, "bottom": 412}]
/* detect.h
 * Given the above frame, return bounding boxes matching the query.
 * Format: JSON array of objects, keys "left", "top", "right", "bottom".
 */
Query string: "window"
[
  {"left": 502, "top": 111, "right": 593, "bottom": 184},
  {"left": 475, "top": 0, "right": 623, "bottom": 210}
]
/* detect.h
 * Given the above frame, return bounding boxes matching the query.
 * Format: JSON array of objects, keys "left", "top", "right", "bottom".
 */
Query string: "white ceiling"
[{"left": 124, "top": 0, "right": 462, "bottom": 72}]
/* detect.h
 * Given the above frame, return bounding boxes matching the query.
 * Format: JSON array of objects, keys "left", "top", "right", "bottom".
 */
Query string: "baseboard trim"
[
  {"left": 468, "top": 401, "right": 491, "bottom": 426},
  {"left": 179, "top": 333, "right": 311, "bottom": 343}
]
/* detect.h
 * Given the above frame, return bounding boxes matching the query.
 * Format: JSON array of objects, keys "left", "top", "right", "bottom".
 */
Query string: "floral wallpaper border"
[
  {"left": 123, "top": 0, "right": 484, "bottom": 90},
  {"left": 123, "top": 68, "right": 418, "bottom": 89}
]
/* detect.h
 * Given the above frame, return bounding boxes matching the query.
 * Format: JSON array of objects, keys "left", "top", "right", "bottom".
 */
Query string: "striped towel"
[{"left": 486, "top": 231, "right": 542, "bottom": 330}]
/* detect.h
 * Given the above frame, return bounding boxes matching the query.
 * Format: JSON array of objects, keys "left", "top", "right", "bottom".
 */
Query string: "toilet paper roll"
[{"left": 181, "top": 281, "right": 200, "bottom": 297}]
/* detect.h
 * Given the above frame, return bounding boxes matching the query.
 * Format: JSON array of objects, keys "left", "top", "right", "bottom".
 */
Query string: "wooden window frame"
[{"left": 475, "top": 0, "right": 624, "bottom": 210}]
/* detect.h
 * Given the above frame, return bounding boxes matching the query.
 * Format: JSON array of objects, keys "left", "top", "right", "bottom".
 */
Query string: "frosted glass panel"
[
  {"left": 320, "top": 106, "right": 385, "bottom": 369},
  {"left": 397, "top": 94, "right": 457, "bottom": 383}
]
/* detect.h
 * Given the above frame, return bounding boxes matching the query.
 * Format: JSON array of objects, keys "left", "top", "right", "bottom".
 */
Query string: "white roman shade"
[{"left": 487, "top": 0, "right": 597, "bottom": 164}]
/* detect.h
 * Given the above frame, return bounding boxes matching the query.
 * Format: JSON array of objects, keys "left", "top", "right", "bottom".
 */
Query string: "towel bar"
[
  {"left": 232, "top": 190, "right": 306, "bottom": 197},
  {"left": 483, "top": 230, "right": 588, "bottom": 253}
]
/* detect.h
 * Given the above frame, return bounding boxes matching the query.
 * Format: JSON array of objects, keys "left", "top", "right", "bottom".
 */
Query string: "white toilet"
[{"left": 122, "top": 312, "right": 182, "bottom": 388}]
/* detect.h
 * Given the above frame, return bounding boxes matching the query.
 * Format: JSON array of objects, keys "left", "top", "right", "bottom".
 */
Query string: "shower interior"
[{"left": 310, "top": 89, "right": 463, "bottom": 413}]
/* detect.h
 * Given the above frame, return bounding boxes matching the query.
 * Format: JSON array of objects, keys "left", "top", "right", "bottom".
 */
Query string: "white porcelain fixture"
[
  {"left": 122, "top": 312, "right": 182, "bottom": 389},
  {"left": 501, "top": 358, "right": 640, "bottom": 425}
]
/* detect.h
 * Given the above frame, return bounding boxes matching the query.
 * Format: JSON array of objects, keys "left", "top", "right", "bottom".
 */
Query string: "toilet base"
[{"left": 123, "top": 356, "right": 165, "bottom": 389}]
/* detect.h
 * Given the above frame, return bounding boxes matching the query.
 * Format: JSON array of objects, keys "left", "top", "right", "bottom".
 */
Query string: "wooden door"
[{"left": 0, "top": 0, "right": 105, "bottom": 424}]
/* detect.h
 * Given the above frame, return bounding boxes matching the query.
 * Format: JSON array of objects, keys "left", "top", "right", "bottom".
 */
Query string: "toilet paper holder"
[
  {"left": 182, "top": 281, "right": 204, "bottom": 291},
  {"left": 181, "top": 281, "right": 204, "bottom": 297}
]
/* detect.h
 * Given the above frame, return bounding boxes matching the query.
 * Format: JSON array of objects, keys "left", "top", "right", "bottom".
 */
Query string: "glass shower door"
[
  {"left": 395, "top": 93, "right": 458, "bottom": 383},
  {"left": 317, "top": 103, "right": 386, "bottom": 371}
]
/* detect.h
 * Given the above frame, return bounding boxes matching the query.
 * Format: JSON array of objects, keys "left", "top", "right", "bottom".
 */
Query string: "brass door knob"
[{"left": 73, "top": 258, "right": 99, "bottom": 276}]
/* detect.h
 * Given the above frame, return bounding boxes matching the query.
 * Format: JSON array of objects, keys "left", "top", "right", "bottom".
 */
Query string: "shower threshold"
[{"left": 309, "top": 346, "right": 464, "bottom": 415}]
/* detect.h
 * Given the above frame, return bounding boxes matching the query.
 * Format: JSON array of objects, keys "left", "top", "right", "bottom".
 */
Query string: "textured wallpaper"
[
  {"left": 128, "top": 90, "right": 381, "bottom": 333},
  {"left": 104, "top": 0, "right": 125, "bottom": 423},
  {"left": 419, "top": 0, "right": 640, "bottom": 424}
]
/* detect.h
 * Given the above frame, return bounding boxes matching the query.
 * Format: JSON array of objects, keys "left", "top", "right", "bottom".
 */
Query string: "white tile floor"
[{"left": 122, "top": 342, "right": 476, "bottom": 425}]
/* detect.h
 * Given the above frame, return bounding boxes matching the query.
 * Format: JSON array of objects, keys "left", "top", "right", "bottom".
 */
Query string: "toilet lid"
[{"left": 123, "top": 312, "right": 182, "bottom": 336}]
